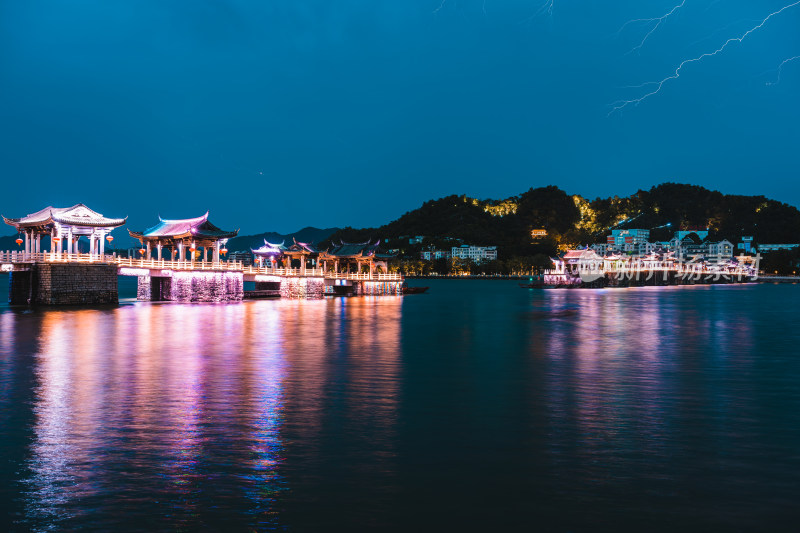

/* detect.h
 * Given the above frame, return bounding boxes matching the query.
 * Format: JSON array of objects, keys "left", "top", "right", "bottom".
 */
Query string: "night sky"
[{"left": 1, "top": 1, "right": 798, "bottom": 235}]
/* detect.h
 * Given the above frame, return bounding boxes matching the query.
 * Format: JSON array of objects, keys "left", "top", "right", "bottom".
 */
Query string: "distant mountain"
[
  {"left": 323, "top": 183, "right": 800, "bottom": 258},
  {"left": 226, "top": 227, "right": 340, "bottom": 252}
]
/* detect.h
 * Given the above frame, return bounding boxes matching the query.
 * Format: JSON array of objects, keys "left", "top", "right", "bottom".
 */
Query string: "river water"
[{"left": 1, "top": 278, "right": 799, "bottom": 531}]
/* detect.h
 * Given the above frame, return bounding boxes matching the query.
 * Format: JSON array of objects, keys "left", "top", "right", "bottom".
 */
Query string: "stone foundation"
[
  {"left": 8, "top": 270, "right": 33, "bottom": 305},
  {"left": 9, "top": 263, "right": 118, "bottom": 305},
  {"left": 323, "top": 279, "right": 403, "bottom": 296},
  {"left": 357, "top": 281, "right": 403, "bottom": 295},
  {"left": 137, "top": 271, "right": 243, "bottom": 302},
  {"left": 280, "top": 277, "right": 325, "bottom": 299}
]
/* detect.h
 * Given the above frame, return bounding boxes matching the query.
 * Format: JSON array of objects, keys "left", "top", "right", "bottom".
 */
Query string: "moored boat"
[{"left": 402, "top": 284, "right": 429, "bottom": 295}]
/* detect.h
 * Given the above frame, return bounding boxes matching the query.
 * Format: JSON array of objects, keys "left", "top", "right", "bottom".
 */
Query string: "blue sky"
[{"left": 1, "top": 1, "right": 798, "bottom": 234}]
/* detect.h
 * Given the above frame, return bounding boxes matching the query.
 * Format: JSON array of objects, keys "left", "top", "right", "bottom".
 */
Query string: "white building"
[
  {"left": 607, "top": 229, "right": 650, "bottom": 247},
  {"left": 421, "top": 249, "right": 451, "bottom": 261},
  {"left": 758, "top": 243, "right": 800, "bottom": 252},
  {"left": 451, "top": 245, "right": 498, "bottom": 262},
  {"left": 707, "top": 239, "right": 734, "bottom": 258}
]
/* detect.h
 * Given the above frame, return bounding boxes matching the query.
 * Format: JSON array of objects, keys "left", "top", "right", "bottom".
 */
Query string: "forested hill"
[{"left": 324, "top": 183, "right": 800, "bottom": 257}]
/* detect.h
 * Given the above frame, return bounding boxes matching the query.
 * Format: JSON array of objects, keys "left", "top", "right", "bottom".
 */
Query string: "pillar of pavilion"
[
  {"left": 128, "top": 212, "right": 238, "bottom": 264},
  {"left": 252, "top": 240, "right": 286, "bottom": 268},
  {"left": 318, "top": 240, "right": 387, "bottom": 277},
  {"left": 283, "top": 239, "right": 319, "bottom": 275},
  {"left": 3, "top": 204, "right": 127, "bottom": 260}
]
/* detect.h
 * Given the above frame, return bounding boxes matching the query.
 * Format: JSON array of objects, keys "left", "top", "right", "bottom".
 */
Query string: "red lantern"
[
  {"left": 220, "top": 247, "right": 228, "bottom": 256},
  {"left": 15, "top": 238, "right": 23, "bottom": 246},
  {"left": 106, "top": 235, "right": 114, "bottom": 243},
  {"left": 138, "top": 248, "right": 146, "bottom": 255}
]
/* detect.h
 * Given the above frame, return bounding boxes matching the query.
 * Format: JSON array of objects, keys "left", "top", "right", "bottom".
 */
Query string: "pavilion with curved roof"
[
  {"left": 129, "top": 212, "right": 238, "bottom": 262},
  {"left": 3, "top": 203, "right": 127, "bottom": 256},
  {"left": 318, "top": 239, "right": 396, "bottom": 276}
]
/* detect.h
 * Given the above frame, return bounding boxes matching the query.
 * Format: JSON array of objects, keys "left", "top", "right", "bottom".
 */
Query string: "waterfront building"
[
  {"left": 451, "top": 245, "right": 498, "bottom": 262},
  {"left": 228, "top": 251, "right": 254, "bottom": 266},
  {"left": 3, "top": 203, "right": 126, "bottom": 257},
  {"left": 738, "top": 236, "right": 755, "bottom": 253},
  {"left": 545, "top": 247, "right": 755, "bottom": 288},
  {"left": 707, "top": 239, "right": 735, "bottom": 259},
  {"left": 757, "top": 243, "right": 800, "bottom": 252},
  {"left": 420, "top": 249, "right": 451, "bottom": 261},
  {"left": 606, "top": 229, "right": 650, "bottom": 247},
  {"left": 129, "top": 212, "right": 238, "bottom": 262}
]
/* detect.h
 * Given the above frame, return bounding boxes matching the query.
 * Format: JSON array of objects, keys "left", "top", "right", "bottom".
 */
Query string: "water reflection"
[
  {"left": 533, "top": 286, "right": 764, "bottom": 526},
  {"left": 5, "top": 297, "right": 402, "bottom": 530},
  {"left": 2, "top": 283, "right": 799, "bottom": 530}
]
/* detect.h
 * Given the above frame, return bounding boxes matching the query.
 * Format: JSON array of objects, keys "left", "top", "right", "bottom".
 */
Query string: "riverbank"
[
  {"left": 757, "top": 275, "right": 800, "bottom": 283},
  {"left": 404, "top": 274, "right": 534, "bottom": 280}
]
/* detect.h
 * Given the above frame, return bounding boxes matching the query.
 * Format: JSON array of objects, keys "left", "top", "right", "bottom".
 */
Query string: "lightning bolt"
[
  {"left": 618, "top": 1, "right": 686, "bottom": 55},
  {"left": 433, "top": 0, "right": 447, "bottom": 13},
  {"left": 767, "top": 55, "right": 800, "bottom": 85},
  {"left": 610, "top": 1, "right": 800, "bottom": 115}
]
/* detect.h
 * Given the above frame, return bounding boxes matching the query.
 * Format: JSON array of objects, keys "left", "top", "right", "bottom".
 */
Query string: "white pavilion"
[{"left": 3, "top": 204, "right": 127, "bottom": 258}]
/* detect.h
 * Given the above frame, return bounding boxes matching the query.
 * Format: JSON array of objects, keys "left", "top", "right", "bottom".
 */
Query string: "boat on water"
[
  {"left": 402, "top": 283, "right": 429, "bottom": 295},
  {"left": 540, "top": 249, "right": 758, "bottom": 289}
]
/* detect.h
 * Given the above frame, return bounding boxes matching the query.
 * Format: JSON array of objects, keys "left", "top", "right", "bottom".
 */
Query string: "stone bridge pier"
[
  {"left": 8, "top": 263, "right": 118, "bottom": 305},
  {"left": 135, "top": 270, "right": 243, "bottom": 302}
]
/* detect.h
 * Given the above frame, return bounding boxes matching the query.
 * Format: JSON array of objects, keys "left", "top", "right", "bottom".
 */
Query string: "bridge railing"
[
  {"left": 114, "top": 257, "right": 245, "bottom": 271},
  {"left": 1, "top": 251, "right": 405, "bottom": 281},
  {"left": 241, "top": 266, "right": 326, "bottom": 277},
  {"left": 326, "top": 272, "right": 403, "bottom": 281},
  {"left": 0, "top": 251, "right": 116, "bottom": 263}
]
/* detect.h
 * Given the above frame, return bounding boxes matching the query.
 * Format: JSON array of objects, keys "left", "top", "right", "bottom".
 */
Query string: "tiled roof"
[
  {"left": 130, "top": 212, "right": 238, "bottom": 240},
  {"left": 252, "top": 240, "right": 286, "bottom": 255},
  {"left": 3, "top": 204, "right": 126, "bottom": 229}
]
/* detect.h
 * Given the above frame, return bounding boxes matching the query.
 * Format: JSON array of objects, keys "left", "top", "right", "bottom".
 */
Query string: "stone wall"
[
  {"left": 8, "top": 270, "right": 33, "bottom": 305},
  {"left": 137, "top": 275, "right": 151, "bottom": 300},
  {"left": 169, "top": 271, "right": 243, "bottom": 302},
  {"left": 358, "top": 281, "right": 403, "bottom": 296},
  {"left": 137, "top": 272, "right": 242, "bottom": 302},
  {"left": 280, "top": 277, "right": 325, "bottom": 299},
  {"left": 34, "top": 263, "right": 118, "bottom": 305}
]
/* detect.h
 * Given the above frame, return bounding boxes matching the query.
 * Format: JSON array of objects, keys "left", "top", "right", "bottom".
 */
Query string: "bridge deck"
[{"left": 1, "top": 252, "right": 403, "bottom": 281}]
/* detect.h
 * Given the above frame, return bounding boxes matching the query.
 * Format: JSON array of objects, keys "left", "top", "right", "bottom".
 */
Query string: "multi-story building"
[
  {"left": 707, "top": 240, "right": 735, "bottom": 258},
  {"left": 757, "top": 243, "right": 800, "bottom": 253},
  {"left": 420, "top": 249, "right": 452, "bottom": 261},
  {"left": 451, "top": 245, "right": 498, "bottom": 262},
  {"left": 229, "top": 250, "right": 254, "bottom": 266},
  {"left": 606, "top": 229, "right": 651, "bottom": 247},
  {"left": 674, "top": 229, "right": 710, "bottom": 241}
]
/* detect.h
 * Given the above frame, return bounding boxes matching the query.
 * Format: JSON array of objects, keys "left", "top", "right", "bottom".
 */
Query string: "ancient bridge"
[
  {"left": 1, "top": 252, "right": 402, "bottom": 305},
  {"left": 2, "top": 205, "right": 403, "bottom": 305}
]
